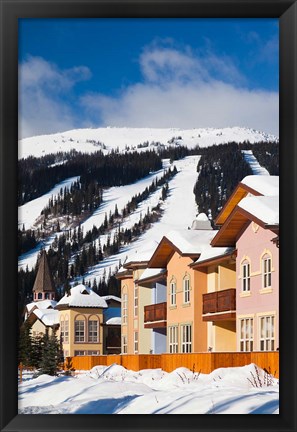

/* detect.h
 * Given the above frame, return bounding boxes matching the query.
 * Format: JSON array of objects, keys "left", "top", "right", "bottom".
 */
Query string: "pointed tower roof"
[{"left": 32, "top": 250, "right": 55, "bottom": 293}]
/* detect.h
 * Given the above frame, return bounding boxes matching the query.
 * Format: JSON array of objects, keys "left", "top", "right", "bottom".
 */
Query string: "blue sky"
[{"left": 18, "top": 18, "right": 279, "bottom": 138}]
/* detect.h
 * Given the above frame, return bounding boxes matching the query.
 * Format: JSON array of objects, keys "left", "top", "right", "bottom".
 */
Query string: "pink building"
[{"left": 212, "top": 176, "right": 279, "bottom": 352}]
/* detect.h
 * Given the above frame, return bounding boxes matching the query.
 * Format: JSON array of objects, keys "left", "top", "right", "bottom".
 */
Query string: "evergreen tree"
[
  {"left": 18, "top": 322, "right": 33, "bottom": 367},
  {"left": 39, "top": 333, "right": 63, "bottom": 376}
]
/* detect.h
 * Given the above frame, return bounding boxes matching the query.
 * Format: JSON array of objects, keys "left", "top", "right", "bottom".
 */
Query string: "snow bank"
[{"left": 18, "top": 363, "right": 279, "bottom": 415}]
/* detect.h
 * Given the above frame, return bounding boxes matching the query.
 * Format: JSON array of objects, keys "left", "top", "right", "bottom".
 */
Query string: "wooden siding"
[
  {"left": 68, "top": 351, "right": 279, "bottom": 378},
  {"left": 144, "top": 302, "right": 167, "bottom": 325},
  {"left": 203, "top": 288, "right": 236, "bottom": 315}
]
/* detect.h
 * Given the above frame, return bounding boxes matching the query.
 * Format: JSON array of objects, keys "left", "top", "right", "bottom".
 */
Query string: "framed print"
[{"left": 1, "top": 0, "right": 297, "bottom": 431}]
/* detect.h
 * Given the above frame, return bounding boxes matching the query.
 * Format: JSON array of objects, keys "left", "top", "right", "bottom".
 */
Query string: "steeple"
[{"left": 32, "top": 250, "right": 56, "bottom": 301}]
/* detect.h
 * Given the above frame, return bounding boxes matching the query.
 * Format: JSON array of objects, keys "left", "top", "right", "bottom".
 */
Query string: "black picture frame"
[{"left": 1, "top": 1, "right": 296, "bottom": 431}]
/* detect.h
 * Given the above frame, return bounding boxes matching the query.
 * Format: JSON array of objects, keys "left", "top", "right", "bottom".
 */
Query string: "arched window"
[
  {"left": 170, "top": 277, "right": 177, "bottom": 306},
  {"left": 183, "top": 274, "right": 190, "bottom": 304},
  {"left": 38, "top": 292, "right": 43, "bottom": 300},
  {"left": 262, "top": 253, "right": 272, "bottom": 289},
  {"left": 88, "top": 315, "right": 99, "bottom": 343},
  {"left": 122, "top": 292, "right": 128, "bottom": 324},
  {"left": 64, "top": 314, "right": 69, "bottom": 343},
  {"left": 241, "top": 259, "right": 251, "bottom": 292},
  {"left": 74, "top": 315, "right": 86, "bottom": 343}
]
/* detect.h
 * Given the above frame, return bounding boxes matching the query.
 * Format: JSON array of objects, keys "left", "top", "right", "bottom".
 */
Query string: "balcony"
[
  {"left": 202, "top": 288, "right": 236, "bottom": 322},
  {"left": 144, "top": 302, "right": 167, "bottom": 329}
]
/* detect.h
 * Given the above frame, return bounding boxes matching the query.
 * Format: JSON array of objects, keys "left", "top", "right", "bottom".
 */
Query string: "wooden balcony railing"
[
  {"left": 203, "top": 288, "right": 236, "bottom": 320},
  {"left": 144, "top": 302, "right": 167, "bottom": 328}
]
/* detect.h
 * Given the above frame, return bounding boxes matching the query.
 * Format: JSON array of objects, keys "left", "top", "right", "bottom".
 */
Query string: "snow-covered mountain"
[{"left": 18, "top": 126, "right": 278, "bottom": 159}]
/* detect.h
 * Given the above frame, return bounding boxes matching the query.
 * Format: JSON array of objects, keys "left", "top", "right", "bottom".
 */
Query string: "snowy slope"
[
  {"left": 19, "top": 126, "right": 278, "bottom": 159},
  {"left": 18, "top": 363, "right": 279, "bottom": 414},
  {"left": 18, "top": 156, "right": 200, "bottom": 274}
]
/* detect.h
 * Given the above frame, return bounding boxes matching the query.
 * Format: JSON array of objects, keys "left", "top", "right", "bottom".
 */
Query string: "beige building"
[
  {"left": 55, "top": 285, "right": 108, "bottom": 357},
  {"left": 191, "top": 250, "right": 237, "bottom": 352}
]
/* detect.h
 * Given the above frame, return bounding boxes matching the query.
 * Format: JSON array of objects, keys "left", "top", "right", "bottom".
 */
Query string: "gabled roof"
[
  {"left": 215, "top": 175, "right": 279, "bottom": 226},
  {"left": 149, "top": 229, "right": 217, "bottom": 268},
  {"left": 32, "top": 250, "right": 55, "bottom": 293},
  {"left": 190, "top": 247, "right": 235, "bottom": 269},
  {"left": 137, "top": 268, "right": 167, "bottom": 284},
  {"left": 56, "top": 284, "right": 108, "bottom": 309},
  {"left": 26, "top": 299, "right": 57, "bottom": 314},
  {"left": 33, "top": 309, "right": 59, "bottom": 327},
  {"left": 211, "top": 195, "right": 279, "bottom": 247}
]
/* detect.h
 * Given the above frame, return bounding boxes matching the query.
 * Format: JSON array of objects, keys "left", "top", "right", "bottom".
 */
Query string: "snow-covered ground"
[
  {"left": 19, "top": 126, "right": 278, "bottom": 159},
  {"left": 18, "top": 363, "right": 279, "bottom": 414}
]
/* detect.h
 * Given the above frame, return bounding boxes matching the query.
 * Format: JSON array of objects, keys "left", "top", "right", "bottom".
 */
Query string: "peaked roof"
[
  {"left": 56, "top": 284, "right": 108, "bottom": 309},
  {"left": 32, "top": 251, "right": 55, "bottom": 293},
  {"left": 148, "top": 229, "right": 217, "bottom": 268},
  {"left": 211, "top": 195, "right": 279, "bottom": 247},
  {"left": 215, "top": 175, "right": 279, "bottom": 226}
]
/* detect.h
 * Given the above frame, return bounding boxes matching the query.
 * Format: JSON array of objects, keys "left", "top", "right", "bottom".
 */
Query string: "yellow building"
[
  {"left": 55, "top": 284, "right": 108, "bottom": 357},
  {"left": 190, "top": 249, "right": 237, "bottom": 352}
]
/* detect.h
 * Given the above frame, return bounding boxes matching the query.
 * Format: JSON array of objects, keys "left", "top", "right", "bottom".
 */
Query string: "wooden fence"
[{"left": 68, "top": 351, "right": 279, "bottom": 378}]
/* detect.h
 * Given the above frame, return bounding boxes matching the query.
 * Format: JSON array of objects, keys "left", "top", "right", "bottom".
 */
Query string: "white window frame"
[
  {"left": 170, "top": 281, "right": 176, "bottom": 306},
  {"left": 122, "top": 335, "right": 128, "bottom": 354},
  {"left": 88, "top": 319, "right": 99, "bottom": 343},
  {"left": 239, "top": 317, "right": 254, "bottom": 351},
  {"left": 242, "top": 262, "right": 250, "bottom": 292},
  {"left": 168, "top": 326, "right": 178, "bottom": 353},
  {"left": 262, "top": 256, "right": 272, "bottom": 289},
  {"left": 183, "top": 278, "right": 190, "bottom": 304},
  {"left": 64, "top": 317, "right": 69, "bottom": 343},
  {"left": 122, "top": 293, "right": 128, "bottom": 324},
  {"left": 181, "top": 324, "right": 192, "bottom": 353},
  {"left": 74, "top": 350, "right": 86, "bottom": 356},
  {"left": 259, "top": 315, "right": 275, "bottom": 351},
  {"left": 74, "top": 319, "right": 85, "bottom": 343},
  {"left": 134, "top": 331, "right": 139, "bottom": 354},
  {"left": 134, "top": 284, "right": 138, "bottom": 317}
]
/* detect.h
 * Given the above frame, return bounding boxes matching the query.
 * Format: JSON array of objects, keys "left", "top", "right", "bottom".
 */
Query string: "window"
[
  {"left": 239, "top": 318, "right": 253, "bottom": 351},
  {"left": 74, "top": 319, "right": 85, "bottom": 342},
  {"left": 170, "top": 282, "right": 176, "bottom": 306},
  {"left": 260, "top": 316, "right": 275, "bottom": 351},
  {"left": 242, "top": 262, "right": 250, "bottom": 292},
  {"left": 38, "top": 292, "right": 43, "bottom": 299},
  {"left": 168, "top": 326, "right": 178, "bottom": 353},
  {"left": 134, "top": 332, "right": 138, "bottom": 353},
  {"left": 88, "top": 319, "right": 99, "bottom": 343},
  {"left": 262, "top": 256, "right": 272, "bottom": 289},
  {"left": 74, "top": 350, "right": 86, "bottom": 356},
  {"left": 122, "top": 293, "right": 128, "bottom": 324},
  {"left": 181, "top": 324, "right": 192, "bottom": 353},
  {"left": 183, "top": 278, "right": 190, "bottom": 304},
  {"left": 64, "top": 316, "right": 69, "bottom": 343},
  {"left": 61, "top": 316, "right": 69, "bottom": 343},
  {"left": 64, "top": 350, "right": 69, "bottom": 357},
  {"left": 134, "top": 285, "right": 138, "bottom": 317},
  {"left": 122, "top": 335, "right": 127, "bottom": 354},
  {"left": 87, "top": 350, "right": 99, "bottom": 356}
]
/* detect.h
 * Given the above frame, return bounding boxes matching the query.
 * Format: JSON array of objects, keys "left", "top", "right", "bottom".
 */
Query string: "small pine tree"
[
  {"left": 39, "top": 333, "right": 63, "bottom": 376},
  {"left": 18, "top": 322, "right": 33, "bottom": 367}
]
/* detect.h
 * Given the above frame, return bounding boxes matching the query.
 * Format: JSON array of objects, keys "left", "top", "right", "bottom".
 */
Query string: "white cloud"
[
  {"left": 81, "top": 45, "right": 279, "bottom": 135},
  {"left": 19, "top": 56, "right": 91, "bottom": 138}
]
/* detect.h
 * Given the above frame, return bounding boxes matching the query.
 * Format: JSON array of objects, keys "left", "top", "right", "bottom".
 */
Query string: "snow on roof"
[
  {"left": 26, "top": 299, "right": 57, "bottom": 313},
  {"left": 33, "top": 309, "right": 59, "bottom": 326},
  {"left": 102, "top": 295, "right": 121, "bottom": 303},
  {"left": 56, "top": 284, "right": 108, "bottom": 309},
  {"left": 125, "top": 239, "right": 160, "bottom": 264},
  {"left": 105, "top": 317, "right": 121, "bottom": 325},
  {"left": 240, "top": 175, "right": 279, "bottom": 196},
  {"left": 138, "top": 268, "right": 166, "bottom": 282},
  {"left": 193, "top": 247, "right": 234, "bottom": 265},
  {"left": 165, "top": 229, "right": 218, "bottom": 255},
  {"left": 238, "top": 195, "right": 279, "bottom": 225}
]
